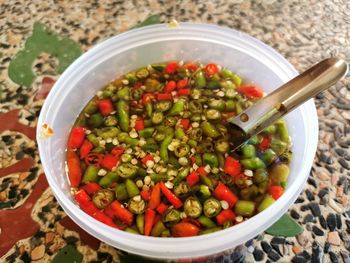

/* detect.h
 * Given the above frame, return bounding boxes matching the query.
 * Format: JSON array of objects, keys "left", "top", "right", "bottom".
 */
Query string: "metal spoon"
[{"left": 228, "top": 57, "right": 349, "bottom": 150}]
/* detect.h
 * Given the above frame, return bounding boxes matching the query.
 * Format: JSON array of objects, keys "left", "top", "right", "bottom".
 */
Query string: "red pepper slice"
[
  {"left": 98, "top": 99, "right": 114, "bottom": 116},
  {"left": 75, "top": 189, "right": 91, "bottom": 203},
  {"left": 234, "top": 173, "right": 249, "bottom": 189},
  {"left": 148, "top": 183, "right": 161, "bottom": 209},
  {"left": 177, "top": 79, "right": 188, "bottom": 89},
  {"left": 142, "top": 93, "right": 156, "bottom": 105},
  {"left": 236, "top": 86, "right": 264, "bottom": 99},
  {"left": 164, "top": 62, "right": 178, "bottom": 74},
  {"left": 224, "top": 156, "right": 241, "bottom": 178},
  {"left": 181, "top": 217, "right": 201, "bottom": 228},
  {"left": 111, "top": 146, "right": 125, "bottom": 157},
  {"left": 160, "top": 182, "right": 183, "bottom": 209},
  {"left": 85, "top": 152, "right": 103, "bottom": 166},
  {"left": 156, "top": 203, "right": 169, "bottom": 215},
  {"left": 144, "top": 208, "right": 156, "bottom": 236},
  {"left": 269, "top": 185, "right": 284, "bottom": 200},
  {"left": 216, "top": 209, "right": 236, "bottom": 225},
  {"left": 204, "top": 63, "right": 219, "bottom": 77},
  {"left": 81, "top": 182, "right": 102, "bottom": 195},
  {"left": 93, "top": 210, "right": 119, "bottom": 228},
  {"left": 134, "top": 118, "right": 145, "bottom": 131},
  {"left": 258, "top": 136, "right": 271, "bottom": 151},
  {"left": 213, "top": 182, "right": 238, "bottom": 208},
  {"left": 171, "top": 222, "right": 200, "bottom": 237},
  {"left": 79, "top": 139, "right": 93, "bottom": 159},
  {"left": 141, "top": 154, "right": 154, "bottom": 166},
  {"left": 108, "top": 200, "right": 134, "bottom": 226},
  {"left": 177, "top": 89, "right": 191, "bottom": 96},
  {"left": 101, "top": 154, "right": 119, "bottom": 170},
  {"left": 197, "top": 167, "right": 207, "bottom": 177},
  {"left": 133, "top": 81, "right": 142, "bottom": 89},
  {"left": 190, "top": 156, "right": 196, "bottom": 165},
  {"left": 164, "top": 80, "right": 177, "bottom": 93},
  {"left": 67, "top": 150, "right": 82, "bottom": 187},
  {"left": 140, "top": 190, "right": 151, "bottom": 201},
  {"left": 184, "top": 63, "right": 198, "bottom": 72},
  {"left": 180, "top": 118, "right": 190, "bottom": 130},
  {"left": 68, "top": 127, "right": 86, "bottom": 149},
  {"left": 157, "top": 93, "right": 173, "bottom": 101},
  {"left": 186, "top": 171, "right": 200, "bottom": 187}
]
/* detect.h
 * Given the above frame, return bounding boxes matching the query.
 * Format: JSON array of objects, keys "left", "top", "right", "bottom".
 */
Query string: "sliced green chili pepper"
[
  {"left": 188, "top": 128, "right": 202, "bottom": 141},
  {"left": 146, "top": 102, "right": 153, "bottom": 118},
  {"left": 124, "top": 137, "right": 139, "bottom": 146},
  {"left": 89, "top": 113, "right": 104, "bottom": 128},
  {"left": 164, "top": 116, "right": 177, "bottom": 127},
  {"left": 263, "top": 125, "right": 276, "bottom": 134},
  {"left": 104, "top": 116, "right": 118, "bottom": 127},
  {"left": 235, "top": 200, "right": 255, "bottom": 217},
  {"left": 139, "top": 127, "right": 155, "bottom": 138},
  {"left": 141, "top": 140, "right": 159, "bottom": 152},
  {"left": 188, "top": 101, "right": 203, "bottom": 113},
  {"left": 117, "top": 100, "right": 129, "bottom": 132},
  {"left": 128, "top": 195, "right": 146, "bottom": 214},
  {"left": 160, "top": 133, "right": 174, "bottom": 162},
  {"left": 136, "top": 68, "right": 149, "bottom": 79},
  {"left": 150, "top": 173, "right": 168, "bottom": 182},
  {"left": 117, "top": 87, "right": 129, "bottom": 100},
  {"left": 198, "top": 215, "right": 216, "bottom": 228},
  {"left": 117, "top": 132, "right": 128, "bottom": 142},
  {"left": 202, "top": 153, "right": 219, "bottom": 168},
  {"left": 184, "top": 197, "right": 202, "bottom": 218},
  {"left": 208, "top": 99, "right": 225, "bottom": 111},
  {"left": 270, "top": 138, "right": 288, "bottom": 155},
  {"left": 131, "top": 89, "right": 144, "bottom": 100},
  {"left": 99, "top": 172, "right": 119, "bottom": 188},
  {"left": 151, "top": 221, "right": 167, "bottom": 237},
  {"left": 172, "top": 166, "right": 190, "bottom": 185},
  {"left": 151, "top": 112, "right": 164, "bottom": 124},
  {"left": 145, "top": 78, "right": 160, "bottom": 93},
  {"left": 199, "top": 227, "right": 222, "bottom": 235},
  {"left": 261, "top": 148, "right": 277, "bottom": 165},
  {"left": 188, "top": 139, "right": 197, "bottom": 148},
  {"left": 168, "top": 99, "right": 185, "bottom": 116},
  {"left": 241, "top": 144, "right": 256, "bottom": 158},
  {"left": 200, "top": 174, "right": 214, "bottom": 190},
  {"left": 215, "top": 139, "right": 229, "bottom": 153},
  {"left": 84, "top": 100, "right": 98, "bottom": 114},
  {"left": 196, "top": 185, "right": 211, "bottom": 200},
  {"left": 174, "top": 143, "right": 190, "bottom": 158},
  {"left": 116, "top": 163, "right": 138, "bottom": 178},
  {"left": 257, "top": 194, "right": 275, "bottom": 212},
  {"left": 115, "top": 183, "right": 128, "bottom": 201},
  {"left": 92, "top": 189, "right": 114, "bottom": 209},
  {"left": 136, "top": 214, "right": 145, "bottom": 234},
  {"left": 151, "top": 63, "right": 166, "bottom": 72},
  {"left": 92, "top": 146, "right": 105, "bottom": 153},
  {"left": 162, "top": 209, "right": 181, "bottom": 226},
  {"left": 201, "top": 121, "right": 220, "bottom": 138},
  {"left": 155, "top": 101, "right": 172, "bottom": 112},
  {"left": 248, "top": 135, "right": 259, "bottom": 145},
  {"left": 240, "top": 157, "right": 266, "bottom": 170},
  {"left": 175, "top": 127, "right": 185, "bottom": 139},
  {"left": 225, "top": 100, "right": 235, "bottom": 111},
  {"left": 207, "top": 80, "right": 220, "bottom": 89},
  {"left": 161, "top": 230, "right": 171, "bottom": 237},
  {"left": 125, "top": 72, "right": 137, "bottom": 84},
  {"left": 195, "top": 71, "right": 206, "bottom": 88},
  {"left": 125, "top": 227, "right": 139, "bottom": 235},
  {"left": 82, "top": 165, "right": 99, "bottom": 183},
  {"left": 269, "top": 163, "right": 290, "bottom": 185},
  {"left": 275, "top": 120, "right": 289, "bottom": 143},
  {"left": 190, "top": 89, "right": 202, "bottom": 100},
  {"left": 173, "top": 181, "right": 191, "bottom": 197},
  {"left": 194, "top": 154, "right": 202, "bottom": 166},
  {"left": 203, "top": 198, "right": 221, "bottom": 218},
  {"left": 87, "top": 134, "right": 99, "bottom": 147},
  {"left": 253, "top": 168, "right": 268, "bottom": 184},
  {"left": 205, "top": 109, "right": 221, "bottom": 120},
  {"left": 95, "top": 127, "right": 120, "bottom": 139},
  {"left": 240, "top": 185, "right": 258, "bottom": 200}
]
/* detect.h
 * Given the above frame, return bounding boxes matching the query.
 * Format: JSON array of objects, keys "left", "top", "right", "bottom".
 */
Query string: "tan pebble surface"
[
  {"left": 328, "top": 231, "right": 341, "bottom": 246},
  {"left": 296, "top": 233, "right": 309, "bottom": 247},
  {"left": 31, "top": 245, "right": 45, "bottom": 261},
  {"left": 55, "top": 223, "right": 65, "bottom": 236},
  {"left": 45, "top": 232, "right": 55, "bottom": 244}
]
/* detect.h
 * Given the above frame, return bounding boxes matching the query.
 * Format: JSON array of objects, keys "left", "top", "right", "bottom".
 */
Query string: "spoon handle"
[{"left": 229, "top": 58, "right": 349, "bottom": 149}]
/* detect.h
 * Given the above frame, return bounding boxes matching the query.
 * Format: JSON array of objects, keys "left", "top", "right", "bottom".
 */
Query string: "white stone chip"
[
  {"left": 244, "top": 169, "right": 254, "bottom": 177},
  {"left": 98, "top": 169, "right": 107, "bottom": 176},
  {"left": 220, "top": 200, "right": 229, "bottom": 210}
]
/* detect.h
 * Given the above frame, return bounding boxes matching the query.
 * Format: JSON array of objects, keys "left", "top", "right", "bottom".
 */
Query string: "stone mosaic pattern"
[{"left": 0, "top": 0, "right": 350, "bottom": 262}]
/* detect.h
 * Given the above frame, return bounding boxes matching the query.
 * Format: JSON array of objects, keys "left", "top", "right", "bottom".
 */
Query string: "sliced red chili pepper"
[
  {"left": 85, "top": 152, "right": 103, "bottom": 166},
  {"left": 92, "top": 210, "right": 119, "bottom": 228},
  {"left": 164, "top": 62, "right": 178, "bottom": 74},
  {"left": 177, "top": 79, "right": 188, "bottom": 89},
  {"left": 204, "top": 63, "right": 219, "bottom": 77},
  {"left": 180, "top": 118, "right": 190, "bottom": 130},
  {"left": 181, "top": 217, "right": 201, "bottom": 228},
  {"left": 79, "top": 139, "right": 93, "bottom": 159},
  {"left": 160, "top": 182, "right": 183, "bottom": 209},
  {"left": 67, "top": 150, "right": 82, "bottom": 187},
  {"left": 142, "top": 93, "right": 156, "bottom": 105},
  {"left": 213, "top": 182, "right": 238, "bottom": 208},
  {"left": 186, "top": 171, "right": 200, "bottom": 187},
  {"left": 197, "top": 167, "right": 207, "bottom": 177},
  {"left": 216, "top": 209, "right": 236, "bottom": 225},
  {"left": 98, "top": 99, "right": 114, "bottom": 116},
  {"left": 164, "top": 80, "right": 177, "bottom": 93},
  {"left": 222, "top": 112, "right": 236, "bottom": 119},
  {"left": 79, "top": 200, "right": 99, "bottom": 215},
  {"left": 141, "top": 154, "right": 154, "bottom": 166},
  {"left": 258, "top": 136, "right": 271, "bottom": 151},
  {"left": 144, "top": 208, "right": 156, "bottom": 236},
  {"left": 236, "top": 86, "right": 264, "bottom": 99},
  {"left": 111, "top": 146, "right": 125, "bottom": 157},
  {"left": 133, "top": 81, "right": 142, "bottom": 89},
  {"left": 156, "top": 203, "right": 169, "bottom": 215},
  {"left": 269, "top": 185, "right": 284, "bottom": 200},
  {"left": 171, "top": 222, "right": 200, "bottom": 237},
  {"left": 68, "top": 127, "right": 86, "bottom": 149},
  {"left": 75, "top": 189, "right": 91, "bottom": 203},
  {"left": 101, "top": 154, "right": 119, "bottom": 170},
  {"left": 224, "top": 156, "right": 241, "bottom": 177},
  {"left": 81, "top": 182, "right": 102, "bottom": 195},
  {"left": 148, "top": 183, "right": 161, "bottom": 209},
  {"left": 134, "top": 118, "right": 145, "bottom": 131},
  {"left": 140, "top": 190, "right": 151, "bottom": 201},
  {"left": 234, "top": 173, "right": 249, "bottom": 189},
  {"left": 184, "top": 63, "right": 198, "bottom": 72},
  {"left": 157, "top": 93, "right": 173, "bottom": 101},
  {"left": 177, "top": 89, "right": 191, "bottom": 96},
  {"left": 108, "top": 200, "right": 133, "bottom": 226},
  {"left": 190, "top": 156, "right": 196, "bottom": 165}
]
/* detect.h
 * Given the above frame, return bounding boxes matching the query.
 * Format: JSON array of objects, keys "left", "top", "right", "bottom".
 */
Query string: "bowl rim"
[{"left": 37, "top": 22, "right": 318, "bottom": 259}]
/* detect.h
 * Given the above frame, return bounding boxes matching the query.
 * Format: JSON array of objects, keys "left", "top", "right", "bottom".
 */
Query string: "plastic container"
[{"left": 37, "top": 23, "right": 318, "bottom": 260}]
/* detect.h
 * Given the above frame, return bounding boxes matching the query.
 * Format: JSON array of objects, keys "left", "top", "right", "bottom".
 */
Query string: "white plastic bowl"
[{"left": 37, "top": 23, "right": 318, "bottom": 260}]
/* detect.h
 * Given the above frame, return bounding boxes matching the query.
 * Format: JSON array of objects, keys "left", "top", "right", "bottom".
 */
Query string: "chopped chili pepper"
[
  {"left": 82, "top": 182, "right": 102, "bottom": 195},
  {"left": 144, "top": 208, "right": 156, "bottom": 236},
  {"left": 180, "top": 118, "right": 190, "bottom": 130},
  {"left": 204, "top": 63, "right": 219, "bottom": 77},
  {"left": 224, "top": 156, "right": 241, "bottom": 177},
  {"left": 156, "top": 203, "right": 169, "bottom": 215},
  {"left": 142, "top": 93, "right": 156, "bottom": 105},
  {"left": 177, "top": 89, "right": 191, "bottom": 96},
  {"left": 186, "top": 171, "right": 200, "bottom": 187},
  {"left": 177, "top": 79, "right": 188, "bottom": 89},
  {"left": 234, "top": 173, "right": 249, "bottom": 189},
  {"left": 75, "top": 189, "right": 91, "bottom": 203},
  {"left": 85, "top": 152, "right": 103, "bottom": 166},
  {"left": 148, "top": 183, "right": 161, "bottom": 209},
  {"left": 141, "top": 154, "right": 154, "bottom": 166},
  {"left": 197, "top": 167, "right": 207, "bottom": 177},
  {"left": 190, "top": 156, "right": 196, "bottom": 165},
  {"left": 79, "top": 139, "right": 93, "bottom": 159},
  {"left": 157, "top": 93, "right": 173, "bottom": 101},
  {"left": 93, "top": 210, "right": 119, "bottom": 228},
  {"left": 134, "top": 118, "right": 145, "bottom": 131},
  {"left": 164, "top": 80, "right": 177, "bottom": 93},
  {"left": 98, "top": 99, "right": 114, "bottom": 116},
  {"left": 216, "top": 209, "right": 236, "bottom": 225},
  {"left": 111, "top": 146, "right": 125, "bottom": 157},
  {"left": 258, "top": 136, "right": 271, "bottom": 151},
  {"left": 213, "top": 182, "right": 238, "bottom": 208},
  {"left": 171, "top": 222, "right": 200, "bottom": 237},
  {"left": 133, "top": 81, "right": 142, "bottom": 89},
  {"left": 101, "top": 154, "right": 119, "bottom": 170},
  {"left": 108, "top": 200, "right": 133, "bottom": 226},
  {"left": 181, "top": 217, "right": 201, "bottom": 228},
  {"left": 184, "top": 63, "right": 198, "bottom": 72},
  {"left": 67, "top": 150, "right": 82, "bottom": 187},
  {"left": 269, "top": 185, "right": 284, "bottom": 200},
  {"left": 236, "top": 86, "right": 264, "bottom": 99},
  {"left": 160, "top": 182, "right": 183, "bottom": 209},
  {"left": 68, "top": 127, "right": 86, "bottom": 149},
  {"left": 164, "top": 62, "right": 178, "bottom": 74},
  {"left": 140, "top": 190, "right": 151, "bottom": 201}
]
